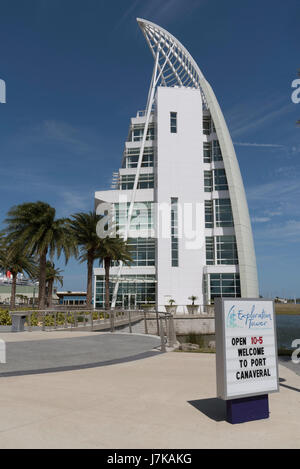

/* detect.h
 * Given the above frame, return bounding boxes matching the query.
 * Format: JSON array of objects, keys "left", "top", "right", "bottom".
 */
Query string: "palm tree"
[
  {"left": 3, "top": 201, "right": 77, "bottom": 309},
  {"left": 0, "top": 240, "right": 37, "bottom": 309},
  {"left": 69, "top": 211, "right": 103, "bottom": 308},
  {"left": 97, "top": 236, "right": 132, "bottom": 310},
  {"left": 45, "top": 261, "right": 63, "bottom": 308}
]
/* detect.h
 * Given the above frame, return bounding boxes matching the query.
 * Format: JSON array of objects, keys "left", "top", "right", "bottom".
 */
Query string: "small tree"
[
  {"left": 69, "top": 211, "right": 102, "bottom": 308},
  {"left": 0, "top": 239, "right": 37, "bottom": 309},
  {"left": 4, "top": 201, "right": 76, "bottom": 309},
  {"left": 45, "top": 261, "right": 63, "bottom": 308},
  {"left": 188, "top": 295, "right": 198, "bottom": 306}
]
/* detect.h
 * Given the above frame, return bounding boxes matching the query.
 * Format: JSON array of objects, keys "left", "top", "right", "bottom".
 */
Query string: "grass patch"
[{"left": 275, "top": 304, "right": 300, "bottom": 315}]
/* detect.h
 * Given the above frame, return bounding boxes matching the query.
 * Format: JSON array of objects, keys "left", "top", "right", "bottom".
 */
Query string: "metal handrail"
[{"left": 9, "top": 308, "right": 178, "bottom": 353}]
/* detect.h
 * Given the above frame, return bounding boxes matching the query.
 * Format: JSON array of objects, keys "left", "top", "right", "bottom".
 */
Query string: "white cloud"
[
  {"left": 251, "top": 217, "right": 271, "bottom": 223},
  {"left": 234, "top": 142, "right": 284, "bottom": 148}
]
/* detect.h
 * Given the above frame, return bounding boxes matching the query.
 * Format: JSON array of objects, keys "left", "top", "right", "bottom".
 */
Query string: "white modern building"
[{"left": 93, "top": 19, "right": 259, "bottom": 312}]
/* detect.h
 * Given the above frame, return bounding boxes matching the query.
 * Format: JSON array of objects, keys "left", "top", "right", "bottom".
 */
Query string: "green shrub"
[{"left": 0, "top": 309, "right": 11, "bottom": 325}]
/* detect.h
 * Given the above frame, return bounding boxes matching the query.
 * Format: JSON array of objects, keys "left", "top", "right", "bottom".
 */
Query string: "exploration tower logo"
[
  {"left": 226, "top": 304, "right": 273, "bottom": 330},
  {"left": 0, "top": 79, "right": 6, "bottom": 103}
]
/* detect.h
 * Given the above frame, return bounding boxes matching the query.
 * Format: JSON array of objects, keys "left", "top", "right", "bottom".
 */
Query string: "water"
[
  {"left": 177, "top": 315, "right": 300, "bottom": 353},
  {"left": 276, "top": 315, "right": 300, "bottom": 351}
]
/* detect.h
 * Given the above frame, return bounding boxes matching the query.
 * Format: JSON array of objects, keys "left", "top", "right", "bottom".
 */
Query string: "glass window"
[
  {"left": 128, "top": 124, "right": 155, "bottom": 142},
  {"left": 203, "top": 116, "right": 211, "bottom": 135},
  {"left": 170, "top": 112, "right": 177, "bottom": 133},
  {"left": 95, "top": 274, "right": 156, "bottom": 309},
  {"left": 125, "top": 147, "right": 154, "bottom": 168},
  {"left": 216, "top": 235, "right": 238, "bottom": 265},
  {"left": 114, "top": 202, "right": 154, "bottom": 233},
  {"left": 204, "top": 171, "right": 213, "bottom": 192},
  {"left": 126, "top": 238, "right": 155, "bottom": 266},
  {"left": 212, "top": 140, "right": 223, "bottom": 161},
  {"left": 214, "top": 169, "right": 228, "bottom": 191},
  {"left": 171, "top": 197, "right": 179, "bottom": 266},
  {"left": 120, "top": 174, "right": 154, "bottom": 190},
  {"left": 203, "top": 142, "right": 211, "bottom": 163},
  {"left": 215, "top": 199, "right": 233, "bottom": 227},
  {"left": 205, "top": 236, "right": 214, "bottom": 265},
  {"left": 209, "top": 273, "right": 240, "bottom": 300},
  {"left": 205, "top": 200, "right": 213, "bottom": 228}
]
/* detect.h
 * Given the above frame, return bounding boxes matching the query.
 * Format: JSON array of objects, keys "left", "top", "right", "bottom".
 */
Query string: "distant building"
[
  {"left": 56, "top": 291, "right": 87, "bottom": 306},
  {"left": 0, "top": 284, "right": 40, "bottom": 305}
]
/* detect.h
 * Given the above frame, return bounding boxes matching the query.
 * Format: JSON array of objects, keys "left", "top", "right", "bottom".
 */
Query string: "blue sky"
[{"left": 0, "top": 0, "right": 299, "bottom": 298}]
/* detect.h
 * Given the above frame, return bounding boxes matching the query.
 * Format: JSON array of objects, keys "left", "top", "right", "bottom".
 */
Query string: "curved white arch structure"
[{"left": 137, "top": 18, "right": 258, "bottom": 298}]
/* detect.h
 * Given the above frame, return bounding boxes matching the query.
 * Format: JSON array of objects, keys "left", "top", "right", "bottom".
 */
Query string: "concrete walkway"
[
  {"left": 0, "top": 346, "right": 299, "bottom": 448},
  {"left": 0, "top": 331, "right": 161, "bottom": 377}
]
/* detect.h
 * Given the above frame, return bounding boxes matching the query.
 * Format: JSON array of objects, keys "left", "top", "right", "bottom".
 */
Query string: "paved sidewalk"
[
  {"left": 0, "top": 351, "right": 299, "bottom": 448},
  {"left": 0, "top": 331, "right": 161, "bottom": 376}
]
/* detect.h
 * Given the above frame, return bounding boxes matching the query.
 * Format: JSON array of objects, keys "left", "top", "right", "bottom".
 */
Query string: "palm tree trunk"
[
  {"left": 86, "top": 251, "right": 94, "bottom": 308},
  {"left": 47, "top": 279, "right": 53, "bottom": 308},
  {"left": 104, "top": 257, "right": 111, "bottom": 311},
  {"left": 10, "top": 272, "right": 17, "bottom": 309},
  {"left": 38, "top": 249, "right": 47, "bottom": 309}
]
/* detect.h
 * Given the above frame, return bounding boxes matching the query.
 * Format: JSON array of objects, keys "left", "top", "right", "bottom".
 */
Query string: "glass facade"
[
  {"left": 205, "top": 200, "right": 213, "bottom": 228},
  {"left": 215, "top": 199, "right": 233, "bottom": 227},
  {"left": 170, "top": 112, "right": 177, "bottom": 133},
  {"left": 114, "top": 202, "right": 154, "bottom": 233},
  {"left": 127, "top": 238, "right": 155, "bottom": 266},
  {"left": 205, "top": 236, "right": 214, "bottom": 265},
  {"left": 204, "top": 170, "right": 213, "bottom": 192},
  {"left": 206, "top": 235, "right": 238, "bottom": 265},
  {"left": 128, "top": 124, "right": 155, "bottom": 142},
  {"left": 123, "top": 147, "right": 154, "bottom": 168},
  {"left": 203, "top": 116, "right": 211, "bottom": 135},
  {"left": 95, "top": 274, "right": 156, "bottom": 308},
  {"left": 203, "top": 142, "right": 211, "bottom": 163},
  {"left": 214, "top": 169, "right": 228, "bottom": 191},
  {"left": 204, "top": 170, "right": 228, "bottom": 192},
  {"left": 171, "top": 197, "right": 179, "bottom": 266},
  {"left": 210, "top": 273, "right": 241, "bottom": 299},
  {"left": 212, "top": 140, "right": 222, "bottom": 161},
  {"left": 120, "top": 173, "right": 154, "bottom": 190},
  {"left": 203, "top": 141, "right": 223, "bottom": 163}
]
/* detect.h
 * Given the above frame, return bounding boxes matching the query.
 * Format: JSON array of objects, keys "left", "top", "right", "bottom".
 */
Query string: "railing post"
[
  {"left": 90, "top": 311, "right": 93, "bottom": 331},
  {"left": 159, "top": 316, "right": 166, "bottom": 352},
  {"left": 28, "top": 312, "right": 32, "bottom": 332},
  {"left": 167, "top": 315, "right": 172, "bottom": 347},
  {"left": 54, "top": 312, "right": 57, "bottom": 330},
  {"left": 129, "top": 310, "right": 132, "bottom": 333},
  {"left": 167, "top": 314, "right": 176, "bottom": 347},
  {"left": 156, "top": 310, "right": 159, "bottom": 336},
  {"left": 144, "top": 311, "right": 148, "bottom": 335},
  {"left": 64, "top": 313, "right": 68, "bottom": 329},
  {"left": 110, "top": 310, "right": 115, "bottom": 333},
  {"left": 42, "top": 312, "right": 45, "bottom": 331}
]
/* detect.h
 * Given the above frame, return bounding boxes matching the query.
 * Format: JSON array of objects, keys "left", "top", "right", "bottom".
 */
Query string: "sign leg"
[{"left": 226, "top": 394, "right": 269, "bottom": 424}]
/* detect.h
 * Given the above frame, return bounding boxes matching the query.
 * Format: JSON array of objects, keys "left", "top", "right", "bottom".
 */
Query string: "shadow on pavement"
[
  {"left": 188, "top": 398, "right": 226, "bottom": 422},
  {"left": 279, "top": 377, "right": 300, "bottom": 393}
]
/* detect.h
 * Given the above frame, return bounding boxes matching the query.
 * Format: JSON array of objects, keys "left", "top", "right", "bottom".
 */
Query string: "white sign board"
[{"left": 215, "top": 298, "right": 279, "bottom": 400}]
